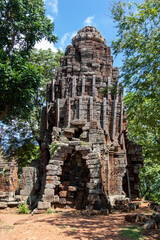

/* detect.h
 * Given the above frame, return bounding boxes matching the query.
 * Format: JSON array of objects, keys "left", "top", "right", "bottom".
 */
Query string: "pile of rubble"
[{"left": 125, "top": 201, "right": 160, "bottom": 230}]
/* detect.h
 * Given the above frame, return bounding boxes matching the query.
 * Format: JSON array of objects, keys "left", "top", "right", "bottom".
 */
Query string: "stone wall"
[
  {"left": 19, "top": 159, "right": 40, "bottom": 205},
  {"left": 0, "top": 153, "right": 18, "bottom": 201}
]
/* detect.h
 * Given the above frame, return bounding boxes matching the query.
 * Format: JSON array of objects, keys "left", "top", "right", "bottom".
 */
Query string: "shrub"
[{"left": 18, "top": 202, "right": 30, "bottom": 214}]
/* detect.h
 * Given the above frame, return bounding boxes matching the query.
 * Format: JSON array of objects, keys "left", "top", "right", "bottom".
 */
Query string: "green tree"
[
  {"left": 1, "top": 49, "right": 64, "bottom": 167},
  {"left": 111, "top": 0, "right": 160, "bottom": 201},
  {"left": 0, "top": 0, "right": 57, "bottom": 120},
  {"left": 27, "top": 49, "right": 64, "bottom": 146}
]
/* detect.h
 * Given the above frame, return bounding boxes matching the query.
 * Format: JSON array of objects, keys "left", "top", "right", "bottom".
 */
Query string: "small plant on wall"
[
  {"left": 49, "top": 142, "right": 61, "bottom": 157},
  {"left": 0, "top": 168, "right": 8, "bottom": 183}
]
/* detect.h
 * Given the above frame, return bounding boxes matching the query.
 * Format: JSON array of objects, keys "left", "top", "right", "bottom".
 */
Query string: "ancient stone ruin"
[{"left": 0, "top": 26, "right": 143, "bottom": 211}]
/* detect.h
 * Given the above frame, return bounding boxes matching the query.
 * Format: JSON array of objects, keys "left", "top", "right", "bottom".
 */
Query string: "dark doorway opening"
[{"left": 57, "top": 152, "right": 90, "bottom": 209}]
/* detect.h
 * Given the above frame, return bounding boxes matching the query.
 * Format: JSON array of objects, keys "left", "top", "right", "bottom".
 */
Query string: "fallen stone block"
[
  {"left": 143, "top": 219, "right": 156, "bottom": 230},
  {"left": 0, "top": 202, "right": 7, "bottom": 209},
  {"left": 38, "top": 201, "right": 51, "bottom": 210}
]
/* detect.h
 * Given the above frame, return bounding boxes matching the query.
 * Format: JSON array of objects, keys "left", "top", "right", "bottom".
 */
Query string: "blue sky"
[{"left": 35, "top": 0, "right": 143, "bottom": 68}]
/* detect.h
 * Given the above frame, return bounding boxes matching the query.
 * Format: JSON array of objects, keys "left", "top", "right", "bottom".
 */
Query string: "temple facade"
[
  {"left": 0, "top": 27, "right": 143, "bottom": 210},
  {"left": 35, "top": 26, "right": 143, "bottom": 210}
]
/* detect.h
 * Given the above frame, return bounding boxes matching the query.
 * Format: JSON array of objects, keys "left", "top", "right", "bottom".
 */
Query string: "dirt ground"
[{"left": 0, "top": 203, "right": 160, "bottom": 240}]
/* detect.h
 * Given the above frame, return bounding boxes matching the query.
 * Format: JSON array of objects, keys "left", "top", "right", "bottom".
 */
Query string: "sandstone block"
[
  {"left": 38, "top": 201, "right": 51, "bottom": 210},
  {"left": 71, "top": 119, "right": 86, "bottom": 127},
  {"left": 54, "top": 195, "right": 59, "bottom": 203},
  {"left": 75, "top": 145, "right": 91, "bottom": 152},
  {"left": 46, "top": 165, "right": 60, "bottom": 171},
  {"left": 143, "top": 219, "right": 156, "bottom": 230},
  {"left": 45, "top": 183, "right": 55, "bottom": 189},
  {"left": 47, "top": 170, "right": 62, "bottom": 176},
  {"left": 44, "top": 189, "right": 54, "bottom": 196},
  {"left": 43, "top": 194, "right": 54, "bottom": 202},
  {"left": 59, "top": 191, "right": 67, "bottom": 198},
  {"left": 0, "top": 202, "right": 7, "bottom": 209},
  {"left": 68, "top": 186, "right": 77, "bottom": 192},
  {"left": 59, "top": 198, "right": 67, "bottom": 205}
]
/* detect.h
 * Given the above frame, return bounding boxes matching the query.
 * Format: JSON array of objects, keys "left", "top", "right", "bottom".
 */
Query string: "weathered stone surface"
[
  {"left": 68, "top": 186, "right": 77, "bottom": 192},
  {"left": 45, "top": 183, "right": 55, "bottom": 189},
  {"left": 59, "top": 191, "right": 67, "bottom": 198},
  {"left": 59, "top": 198, "right": 67, "bottom": 205},
  {"left": 46, "top": 165, "right": 60, "bottom": 171},
  {"left": 38, "top": 201, "right": 51, "bottom": 210},
  {"left": 71, "top": 119, "right": 86, "bottom": 127},
  {"left": 44, "top": 189, "right": 54, "bottom": 196},
  {"left": 64, "top": 128, "right": 75, "bottom": 134},
  {"left": 53, "top": 195, "right": 59, "bottom": 203},
  {"left": 0, "top": 202, "right": 7, "bottom": 209},
  {"left": 47, "top": 170, "right": 62, "bottom": 176},
  {"left": 143, "top": 219, "right": 156, "bottom": 230},
  {"left": 36, "top": 26, "right": 144, "bottom": 211},
  {"left": 75, "top": 145, "right": 91, "bottom": 152}
]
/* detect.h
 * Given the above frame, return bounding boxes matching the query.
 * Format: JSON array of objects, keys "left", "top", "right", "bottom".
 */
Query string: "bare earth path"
[{"left": 0, "top": 205, "right": 159, "bottom": 240}]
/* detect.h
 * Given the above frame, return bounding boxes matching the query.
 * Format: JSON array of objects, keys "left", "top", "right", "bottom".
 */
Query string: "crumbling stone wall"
[
  {"left": 0, "top": 151, "right": 18, "bottom": 201},
  {"left": 19, "top": 159, "right": 40, "bottom": 205}
]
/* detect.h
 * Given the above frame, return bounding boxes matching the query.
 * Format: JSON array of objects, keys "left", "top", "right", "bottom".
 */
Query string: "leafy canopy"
[
  {"left": 111, "top": 0, "right": 160, "bottom": 201},
  {"left": 0, "top": 0, "right": 57, "bottom": 120},
  {"left": 1, "top": 49, "right": 64, "bottom": 168}
]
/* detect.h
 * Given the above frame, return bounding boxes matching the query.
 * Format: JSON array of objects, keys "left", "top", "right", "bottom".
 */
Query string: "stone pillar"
[
  {"left": 119, "top": 102, "right": 123, "bottom": 145},
  {"left": 51, "top": 79, "right": 55, "bottom": 102},
  {"left": 90, "top": 97, "right": 93, "bottom": 121},
  {"left": 103, "top": 98, "right": 107, "bottom": 131},
  {"left": 92, "top": 75, "right": 96, "bottom": 97},
  {"left": 79, "top": 96, "right": 82, "bottom": 119},
  {"left": 107, "top": 77, "right": 111, "bottom": 99},
  {"left": 66, "top": 98, "right": 71, "bottom": 126},
  {"left": 61, "top": 78, "right": 65, "bottom": 98},
  {"left": 82, "top": 75, "right": 85, "bottom": 96},
  {"left": 72, "top": 76, "right": 76, "bottom": 98},
  {"left": 111, "top": 82, "right": 118, "bottom": 141},
  {"left": 57, "top": 98, "right": 60, "bottom": 127}
]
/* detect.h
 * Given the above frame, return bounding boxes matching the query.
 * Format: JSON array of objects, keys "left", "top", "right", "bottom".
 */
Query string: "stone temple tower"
[{"left": 20, "top": 26, "right": 143, "bottom": 210}]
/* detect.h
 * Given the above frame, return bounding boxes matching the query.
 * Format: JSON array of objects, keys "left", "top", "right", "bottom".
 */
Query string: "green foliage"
[
  {"left": 112, "top": 0, "right": 160, "bottom": 202},
  {"left": 112, "top": 0, "right": 160, "bottom": 95},
  {"left": 0, "top": 168, "right": 5, "bottom": 177},
  {"left": 0, "top": 0, "right": 57, "bottom": 56},
  {"left": 49, "top": 142, "right": 60, "bottom": 157},
  {"left": 46, "top": 208, "right": 53, "bottom": 214},
  {"left": 18, "top": 202, "right": 30, "bottom": 214},
  {"left": 120, "top": 225, "right": 143, "bottom": 240},
  {"left": 1, "top": 49, "right": 63, "bottom": 167},
  {"left": 0, "top": 52, "right": 42, "bottom": 120},
  {"left": 0, "top": 0, "right": 57, "bottom": 120}
]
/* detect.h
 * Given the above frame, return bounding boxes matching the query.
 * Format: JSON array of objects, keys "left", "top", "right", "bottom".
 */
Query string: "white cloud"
[
  {"left": 34, "top": 38, "right": 57, "bottom": 52},
  {"left": 47, "top": 0, "right": 58, "bottom": 14},
  {"left": 84, "top": 16, "right": 95, "bottom": 26},
  {"left": 60, "top": 31, "right": 77, "bottom": 51},
  {"left": 47, "top": 14, "right": 54, "bottom": 22}
]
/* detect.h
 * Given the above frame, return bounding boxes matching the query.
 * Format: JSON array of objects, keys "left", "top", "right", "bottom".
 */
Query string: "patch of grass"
[
  {"left": 46, "top": 208, "right": 53, "bottom": 214},
  {"left": 18, "top": 202, "right": 30, "bottom": 214},
  {"left": 70, "top": 228, "right": 77, "bottom": 232},
  {"left": 59, "top": 225, "right": 68, "bottom": 228},
  {"left": 0, "top": 225, "right": 14, "bottom": 232},
  {"left": 120, "top": 225, "right": 144, "bottom": 240}
]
